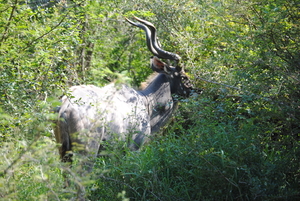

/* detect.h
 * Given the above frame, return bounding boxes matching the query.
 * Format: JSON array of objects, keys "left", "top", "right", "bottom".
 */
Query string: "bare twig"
[
  {"left": 0, "top": 135, "right": 41, "bottom": 177},
  {"left": 0, "top": 0, "right": 18, "bottom": 45},
  {"left": 22, "top": 11, "right": 70, "bottom": 51},
  {"left": 196, "top": 76, "right": 241, "bottom": 90},
  {"left": 201, "top": 154, "right": 239, "bottom": 188},
  {"left": 196, "top": 75, "right": 274, "bottom": 102},
  {"left": 98, "top": 175, "right": 141, "bottom": 197}
]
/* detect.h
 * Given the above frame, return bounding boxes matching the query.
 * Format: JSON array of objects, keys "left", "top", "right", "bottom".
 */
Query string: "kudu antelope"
[{"left": 54, "top": 17, "right": 196, "bottom": 162}]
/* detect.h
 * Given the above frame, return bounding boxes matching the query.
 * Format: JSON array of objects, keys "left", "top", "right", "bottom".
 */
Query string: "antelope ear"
[{"left": 150, "top": 56, "right": 171, "bottom": 74}]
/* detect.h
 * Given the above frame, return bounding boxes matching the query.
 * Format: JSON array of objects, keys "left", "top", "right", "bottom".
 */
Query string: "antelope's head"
[{"left": 126, "top": 16, "right": 196, "bottom": 98}]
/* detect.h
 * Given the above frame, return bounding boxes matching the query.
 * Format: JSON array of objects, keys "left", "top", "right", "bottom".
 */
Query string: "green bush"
[{"left": 1, "top": 0, "right": 299, "bottom": 200}]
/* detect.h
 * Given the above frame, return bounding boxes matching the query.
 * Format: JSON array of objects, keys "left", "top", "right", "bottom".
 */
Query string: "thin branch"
[
  {"left": 201, "top": 154, "right": 239, "bottom": 188},
  {"left": 98, "top": 175, "right": 141, "bottom": 197},
  {"left": 0, "top": 0, "right": 18, "bottom": 45},
  {"left": 196, "top": 76, "right": 240, "bottom": 90},
  {"left": 0, "top": 135, "right": 41, "bottom": 177},
  {"left": 21, "top": 11, "right": 70, "bottom": 51},
  {"left": 196, "top": 75, "right": 275, "bottom": 102}
]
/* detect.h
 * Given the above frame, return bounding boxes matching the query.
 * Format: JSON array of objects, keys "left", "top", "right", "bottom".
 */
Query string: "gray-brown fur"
[{"left": 54, "top": 17, "right": 196, "bottom": 162}]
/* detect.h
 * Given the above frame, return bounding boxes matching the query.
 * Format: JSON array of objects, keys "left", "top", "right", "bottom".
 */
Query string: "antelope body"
[{"left": 54, "top": 17, "right": 195, "bottom": 162}]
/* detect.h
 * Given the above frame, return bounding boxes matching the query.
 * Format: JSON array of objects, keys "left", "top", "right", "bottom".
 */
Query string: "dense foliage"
[{"left": 1, "top": 0, "right": 299, "bottom": 200}]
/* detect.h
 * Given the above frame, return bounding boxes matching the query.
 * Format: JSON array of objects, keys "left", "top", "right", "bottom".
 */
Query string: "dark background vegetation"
[{"left": 0, "top": 0, "right": 299, "bottom": 200}]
